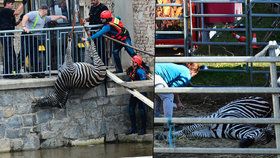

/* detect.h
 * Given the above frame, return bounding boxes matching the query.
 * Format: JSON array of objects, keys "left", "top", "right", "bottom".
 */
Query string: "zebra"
[
  {"left": 32, "top": 38, "right": 107, "bottom": 108},
  {"left": 156, "top": 96, "right": 274, "bottom": 148}
]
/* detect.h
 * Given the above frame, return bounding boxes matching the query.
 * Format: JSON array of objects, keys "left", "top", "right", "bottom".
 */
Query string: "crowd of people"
[{"left": 0, "top": 0, "right": 137, "bottom": 78}]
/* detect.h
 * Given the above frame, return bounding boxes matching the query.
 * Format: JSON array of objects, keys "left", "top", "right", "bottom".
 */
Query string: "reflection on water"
[{"left": 0, "top": 143, "right": 152, "bottom": 158}]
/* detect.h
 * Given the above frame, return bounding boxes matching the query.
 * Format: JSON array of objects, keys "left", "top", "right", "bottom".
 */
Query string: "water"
[{"left": 0, "top": 143, "right": 152, "bottom": 158}]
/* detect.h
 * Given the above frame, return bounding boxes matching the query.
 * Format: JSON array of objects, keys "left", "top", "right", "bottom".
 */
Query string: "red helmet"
[
  {"left": 100, "top": 10, "right": 112, "bottom": 19},
  {"left": 132, "top": 55, "right": 142, "bottom": 66}
]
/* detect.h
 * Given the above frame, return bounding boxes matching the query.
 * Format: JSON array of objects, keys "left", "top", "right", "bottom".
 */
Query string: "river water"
[{"left": 0, "top": 143, "right": 152, "bottom": 158}]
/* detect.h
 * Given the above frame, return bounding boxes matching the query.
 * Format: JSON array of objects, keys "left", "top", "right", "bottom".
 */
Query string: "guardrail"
[
  {"left": 0, "top": 25, "right": 113, "bottom": 78},
  {"left": 154, "top": 42, "right": 280, "bottom": 157}
]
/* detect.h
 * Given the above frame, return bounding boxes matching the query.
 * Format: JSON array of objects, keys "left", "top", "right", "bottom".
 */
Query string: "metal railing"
[
  {"left": 0, "top": 25, "right": 112, "bottom": 78},
  {"left": 154, "top": 42, "right": 280, "bottom": 157},
  {"left": 155, "top": 0, "right": 280, "bottom": 56}
]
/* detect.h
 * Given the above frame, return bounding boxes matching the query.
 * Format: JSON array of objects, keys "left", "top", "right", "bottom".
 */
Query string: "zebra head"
[{"left": 239, "top": 125, "right": 274, "bottom": 148}]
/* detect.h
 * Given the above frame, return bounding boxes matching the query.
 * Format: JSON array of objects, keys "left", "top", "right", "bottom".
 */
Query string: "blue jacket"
[
  {"left": 90, "top": 24, "right": 111, "bottom": 39},
  {"left": 155, "top": 63, "right": 191, "bottom": 87},
  {"left": 127, "top": 66, "right": 148, "bottom": 81}
]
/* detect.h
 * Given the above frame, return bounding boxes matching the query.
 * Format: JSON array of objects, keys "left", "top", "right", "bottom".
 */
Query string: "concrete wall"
[{"left": 0, "top": 78, "right": 153, "bottom": 151}]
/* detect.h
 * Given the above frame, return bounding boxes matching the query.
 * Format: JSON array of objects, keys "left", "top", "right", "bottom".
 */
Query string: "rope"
[
  {"left": 69, "top": 0, "right": 78, "bottom": 40},
  {"left": 167, "top": 117, "right": 175, "bottom": 148}
]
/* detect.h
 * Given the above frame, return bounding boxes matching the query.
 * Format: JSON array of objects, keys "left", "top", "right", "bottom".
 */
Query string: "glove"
[{"left": 22, "top": 0, "right": 28, "bottom": 5}]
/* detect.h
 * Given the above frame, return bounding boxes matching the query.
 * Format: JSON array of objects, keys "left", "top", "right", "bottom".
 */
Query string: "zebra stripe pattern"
[
  {"left": 172, "top": 96, "right": 273, "bottom": 147},
  {"left": 34, "top": 39, "right": 106, "bottom": 108}
]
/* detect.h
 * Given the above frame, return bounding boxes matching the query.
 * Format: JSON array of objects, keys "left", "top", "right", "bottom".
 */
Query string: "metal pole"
[
  {"left": 183, "top": 0, "right": 189, "bottom": 56},
  {"left": 269, "top": 47, "right": 280, "bottom": 158},
  {"left": 189, "top": 0, "right": 193, "bottom": 53},
  {"left": 103, "top": 35, "right": 154, "bottom": 56}
]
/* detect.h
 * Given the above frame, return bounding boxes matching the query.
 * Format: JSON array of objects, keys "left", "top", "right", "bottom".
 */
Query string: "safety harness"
[
  {"left": 108, "top": 17, "right": 128, "bottom": 41},
  {"left": 128, "top": 64, "right": 150, "bottom": 81}
]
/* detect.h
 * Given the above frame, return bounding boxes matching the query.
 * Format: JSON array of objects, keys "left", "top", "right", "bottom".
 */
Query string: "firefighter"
[
  {"left": 84, "top": 10, "right": 137, "bottom": 73},
  {"left": 126, "top": 55, "right": 150, "bottom": 135}
]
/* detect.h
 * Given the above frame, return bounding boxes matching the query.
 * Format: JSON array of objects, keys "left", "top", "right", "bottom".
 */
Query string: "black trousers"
[
  {"left": 128, "top": 92, "right": 147, "bottom": 131},
  {"left": 0, "top": 35, "right": 18, "bottom": 74},
  {"left": 21, "top": 33, "right": 45, "bottom": 73}
]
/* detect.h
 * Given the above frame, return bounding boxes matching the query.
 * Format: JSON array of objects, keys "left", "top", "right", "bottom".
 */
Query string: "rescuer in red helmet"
[
  {"left": 125, "top": 55, "right": 150, "bottom": 135},
  {"left": 84, "top": 10, "right": 137, "bottom": 73}
]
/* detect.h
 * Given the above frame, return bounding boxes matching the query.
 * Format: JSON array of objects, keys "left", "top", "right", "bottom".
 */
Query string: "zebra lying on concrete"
[
  {"left": 32, "top": 38, "right": 107, "bottom": 108},
  {"left": 156, "top": 96, "right": 274, "bottom": 148}
]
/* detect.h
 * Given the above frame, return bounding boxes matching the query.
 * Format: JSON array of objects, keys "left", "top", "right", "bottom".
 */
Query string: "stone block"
[
  {"left": 35, "top": 109, "right": 53, "bottom": 124},
  {"left": 105, "top": 129, "right": 116, "bottom": 142},
  {"left": 53, "top": 109, "right": 67, "bottom": 120},
  {"left": 0, "top": 138, "right": 11, "bottom": 152},
  {"left": 82, "top": 88, "right": 98, "bottom": 100},
  {"left": 40, "top": 138, "right": 66, "bottom": 149},
  {"left": 0, "top": 110, "right": 4, "bottom": 122},
  {"left": 33, "top": 123, "right": 50, "bottom": 133},
  {"left": 6, "top": 115, "right": 23, "bottom": 128},
  {"left": 22, "top": 114, "right": 35, "bottom": 127},
  {"left": 3, "top": 106, "right": 15, "bottom": 118},
  {"left": 0, "top": 123, "right": 5, "bottom": 138},
  {"left": 63, "top": 125, "right": 82, "bottom": 139},
  {"left": 83, "top": 100, "right": 98, "bottom": 113},
  {"left": 10, "top": 139, "right": 23, "bottom": 151},
  {"left": 96, "top": 97, "right": 110, "bottom": 106},
  {"left": 40, "top": 131, "right": 57, "bottom": 139},
  {"left": 96, "top": 85, "right": 106, "bottom": 97},
  {"left": 6, "top": 128, "right": 20, "bottom": 139},
  {"left": 49, "top": 120, "right": 67, "bottom": 134},
  {"left": 23, "top": 134, "right": 40, "bottom": 150},
  {"left": 0, "top": 92, "right": 14, "bottom": 107},
  {"left": 15, "top": 104, "right": 32, "bottom": 115},
  {"left": 83, "top": 118, "right": 102, "bottom": 137},
  {"left": 109, "top": 95, "right": 130, "bottom": 107},
  {"left": 84, "top": 106, "right": 102, "bottom": 119},
  {"left": 103, "top": 105, "right": 123, "bottom": 117},
  {"left": 66, "top": 102, "right": 84, "bottom": 119},
  {"left": 20, "top": 127, "right": 32, "bottom": 137}
]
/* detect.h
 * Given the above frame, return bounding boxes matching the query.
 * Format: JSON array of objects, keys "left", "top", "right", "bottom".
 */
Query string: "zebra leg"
[
  {"left": 172, "top": 126, "right": 212, "bottom": 139},
  {"left": 180, "top": 124, "right": 209, "bottom": 136},
  {"left": 186, "top": 129, "right": 213, "bottom": 138}
]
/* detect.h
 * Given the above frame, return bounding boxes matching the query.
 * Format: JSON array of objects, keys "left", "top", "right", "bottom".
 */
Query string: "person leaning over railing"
[
  {"left": 154, "top": 62, "right": 200, "bottom": 118},
  {"left": 83, "top": 10, "right": 137, "bottom": 73},
  {"left": 82, "top": 0, "right": 108, "bottom": 63},
  {"left": 0, "top": 0, "right": 26, "bottom": 79},
  {"left": 20, "top": 4, "right": 67, "bottom": 78}
]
